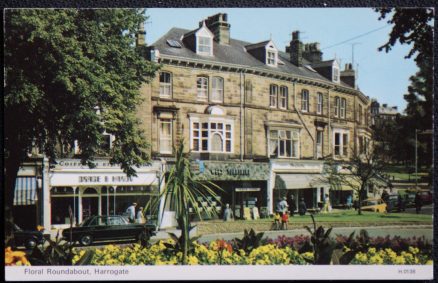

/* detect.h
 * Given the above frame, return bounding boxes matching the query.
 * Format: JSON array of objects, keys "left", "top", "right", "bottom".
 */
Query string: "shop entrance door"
[
  {"left": 233, "top": 188, "right": 261, "bottom": 219},
  {"left": 82, "top": 188, "right": 99, "bottom": 220}
]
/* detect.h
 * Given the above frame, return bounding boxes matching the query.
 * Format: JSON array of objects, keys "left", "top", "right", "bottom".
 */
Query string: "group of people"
[
  {"left": 125, "top": 202, "right": 146, "bottom": 224},
  {"left": 272, "top": 196, "right": 309, "bottom": 230}
]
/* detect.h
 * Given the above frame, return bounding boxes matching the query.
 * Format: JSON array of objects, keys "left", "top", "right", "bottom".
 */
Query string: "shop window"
[
  {"left": 197, "top": 76, "right": 208, "bottom": 100},
  {"left": 159, "top": 72, "right": 172, "bottom": 98},
  {"left": 279, "top": 86, "right": 288, "bottom": 109},
  {"left": 269, "top": 129, "right": 299, "bottom": 158},
  {"left": 269, "top": 84, "right": 278, "bottom": 108},
  {"left": 301, "top": 89, "right": 309, "bottom": 112},
  {"left": 159, "top": 119, "right": 172, "bottom": 154},
  {"left": 191, "top": 120, "right": 233, "bottom": 153},
  {"left": 211, "top": 77, "right": 224, "bottom": 103}
]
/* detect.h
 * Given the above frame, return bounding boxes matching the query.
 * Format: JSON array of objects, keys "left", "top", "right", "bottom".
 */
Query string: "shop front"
[
  {"left": 47, "top": 159, "right": 162, "bottom": 230},
  {"left": 271, "top": 160, "right": 330, "bottom": 213},
  {"left": 191, "top": 160, "right": 270, "bottom": 220}
]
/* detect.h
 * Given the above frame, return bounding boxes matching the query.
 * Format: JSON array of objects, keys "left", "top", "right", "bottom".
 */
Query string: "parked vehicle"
[
  {"left": 417, "top": 190, "right": 433, "bottom": 204},
  {"left": 62, "top": 215, "right": 157, "bottom": 246},
  {"left": 13, "top": 224, "right": 46, "bottom": 249},
  {"left": 360, "top": 198, "right": 387, "bottom": 213}
]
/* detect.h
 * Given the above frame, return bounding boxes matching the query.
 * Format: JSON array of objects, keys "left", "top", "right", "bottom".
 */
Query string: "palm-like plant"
[{"left": 146, "top": 141, "right": 222, "bottom": 264}]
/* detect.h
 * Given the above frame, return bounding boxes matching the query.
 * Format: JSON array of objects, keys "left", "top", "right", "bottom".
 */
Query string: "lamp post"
[{"left": 415, "top": 129, "right": 418, "bottom": 188}]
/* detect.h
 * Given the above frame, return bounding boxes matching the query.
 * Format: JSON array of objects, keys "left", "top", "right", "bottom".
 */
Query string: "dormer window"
[
  {"left": 267, "top": 51, "right": 277, "bottom": 66},
  {"left": 333, "top": 67, "right": 340, "bottom": 82},
  {"left": 194, "top": 22, "right": 214, "bottom": 56}
]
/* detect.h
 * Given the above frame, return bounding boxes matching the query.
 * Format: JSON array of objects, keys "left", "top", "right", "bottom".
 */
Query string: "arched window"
[{"left": 211, "top": 133, "right": 223, "bottom": 152}]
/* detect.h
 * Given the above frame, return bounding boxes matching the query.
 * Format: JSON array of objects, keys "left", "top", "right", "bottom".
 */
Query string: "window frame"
[
  {"left": 279, "top": 86, "right": 288, "bottom": 109},
  {"left": 159, "top": 119, "right": 173, "bottom": 154},
  {"left": 340, "top": 98, "right": 346, "bottom": 118},
  {"left": 317, "top": 92, "right": 323, "bottom": 114},
  {"left": 269, "top": 84, "right": 278, "bottom": 108},
  {"left": 211, "top": 76, "right": 224, "bottom": 103},
  {"left": 266, "top": 50, "right": 277, "bottom": 66},
  {"left": 301, "top": 89, "right": 309, "bottom": 112},
  {"left": 197, "top": 36, "right": 213, "bottom": 56},
  {"left": 197, "top": 76, "right": 209, "bottom": 101},
  {"left": 159, "top": 72, "right": 172, "bottom": 98},
  {"left": 333, "top": 129, "right": 349, "bottom": 158},
  {"left": 190, "top": 119, "right": 234, "bottom": 154},
  {"left": 268, "top": 128, "right": 300, "bottom": 159},
  {"left": 334, "top": 96, "right": 340, "bottom": 117}
]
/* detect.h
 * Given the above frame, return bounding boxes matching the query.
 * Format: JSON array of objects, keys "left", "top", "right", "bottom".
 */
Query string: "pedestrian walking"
[
  {"left": 281, "top": 212, "right": 289, "bottom": 230},
  {"left": 323, "top": 194, "right": 331, "bottom": 213},
  {"left": 415, "top": 192, "right": 423, "bottom": 214},
  {"left": 381, "top": 189, "right": 389, "bottom": 204},
  {"left": 279, "top": 196, "right": 289, "bottom": 214},
  {"left": 298, "top": 198, "right": 307, "bottom": 216},
  {"left": 136, "top": 207, "right": 146, "bottom": 224},
  {"left": 126, "top": 202, "right": 137, "bottom": 223}
]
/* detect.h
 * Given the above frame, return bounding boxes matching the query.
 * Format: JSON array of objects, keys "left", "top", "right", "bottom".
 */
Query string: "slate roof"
[{"left": 151, "top": 27, "right": 334, "bottom": 83}]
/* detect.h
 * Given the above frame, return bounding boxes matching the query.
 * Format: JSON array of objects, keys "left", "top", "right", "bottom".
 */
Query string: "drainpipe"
[
  {"left": 292, "top": 81, "right": 315, "bottom": 159},
  {"left": 328, "top": 88, "right": 332, "bottom": 157},
  {"left": 240, "top": 70, "right": 244, "bottom": 161}
]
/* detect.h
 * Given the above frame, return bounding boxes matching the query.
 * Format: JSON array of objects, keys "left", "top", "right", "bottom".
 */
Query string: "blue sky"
[{"left": 145, "top": 8, "right": 419, "bottom": 112}]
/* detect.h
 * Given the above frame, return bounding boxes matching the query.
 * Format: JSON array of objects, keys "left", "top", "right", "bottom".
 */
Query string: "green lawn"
[{"left": 383, "top": 165, "right": 429, "bottom": 181}]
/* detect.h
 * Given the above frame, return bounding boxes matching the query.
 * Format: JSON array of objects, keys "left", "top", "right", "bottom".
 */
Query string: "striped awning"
[{"left": 14, "top": 177, "right": 38, "bottom": 206}]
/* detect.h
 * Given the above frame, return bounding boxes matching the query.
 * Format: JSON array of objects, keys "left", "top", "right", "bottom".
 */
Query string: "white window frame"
[
  {"left": 211, "top": 77, "right": 224, "bottom": 103},
  {"left": 269, "top": 84, "right": 278, "bottom": 108},
  {"left": 316, "top": 130, "right": 323, "bottom": 158},
  {"left": 190, "top": 118, "right": 234, "bottom": 154},
  {"left": 317, "top": 92, "right": 323, "bottom": 114},
  {"left": 159, "top": 119, "right": 173, "bottom": 154},
  {"left": 333, "top": 129, "right": 349, "bottom": 158},
  {"left": 279, "top": 86, "right": 288, "bottom": 109},
  {"left": 268, "top": 128, "right": 300, "bottom": 158},
  {"left": 334, "top": 96, "right": 340, "bottom": 117},
  {"left": 197, "top": 76, "right": 208, "bottom": 100},
  {"left": 340, "top": 98, "right": 346, "bottom": 118},
  {"left": 197, "top": 36, "right": 213, "bottom": 56},
  {"left": 333, "top": 66, "right": 340, "bottom": 82},
  {"left": 266, "top": 50, "right": 277, "bottom": 66},
  {"left": 301, "top": 89, "right": 309, "bottom": 112},
  {"left": 159, "top": 72, "right": 172, "bottom": 98}
]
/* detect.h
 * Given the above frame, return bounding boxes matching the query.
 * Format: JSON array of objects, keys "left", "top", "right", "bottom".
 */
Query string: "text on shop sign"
[
  {"left": 78, "top": 176, "right": 133, "bottom": 183},
  {"left": 209, "top": 168, "right": 250, "bottom": 176}
]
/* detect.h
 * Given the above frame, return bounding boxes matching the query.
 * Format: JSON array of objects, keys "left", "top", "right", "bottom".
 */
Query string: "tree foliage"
[
  {"left": 4, "top": 9, "right": 159, "bottom": 244},
  {"left": 375, "top": 8, "right": 433, "bottom": 166}
]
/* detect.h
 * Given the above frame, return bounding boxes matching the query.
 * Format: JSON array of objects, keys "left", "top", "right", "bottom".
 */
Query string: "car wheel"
[
  {"left": 79, "top": 235, "right": 93, "bottom": 246},
  {"left": 25, "top": 239, "right": 37, "bottom": 250}
]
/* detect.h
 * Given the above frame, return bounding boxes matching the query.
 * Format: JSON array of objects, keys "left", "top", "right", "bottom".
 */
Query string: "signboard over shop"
[
  {"left": 54, "top": 159, "right": 156, "bottom": 170},
  {"left": 50, "top": 171, "right": 158, "bottom": 187},
  {"left": 193, "top": 161, "right": 269, "bottom": 181}
]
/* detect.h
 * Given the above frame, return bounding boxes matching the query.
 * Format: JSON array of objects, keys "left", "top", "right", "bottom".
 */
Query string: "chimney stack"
[
  {"left": 303, "top": 42, "right": 323, "bottom": 63},
  {"left": 202, "top": 13, "right": 230, "bottom": 45},
  {"left": 382, "top": 104, "right": 388, "bottom": 108},
  {"left": 340, "top": 63, "right": 356, "bottom": 88},
  {"left": 136, "top": 21, "right": 146, "bottom": 46},
  {"left": 289, "top": 31, "right": 303, "bottom": 67}
]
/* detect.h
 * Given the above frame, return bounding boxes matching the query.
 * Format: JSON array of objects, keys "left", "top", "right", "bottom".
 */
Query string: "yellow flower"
[
  {"left": 426, "top": 260, "right": 433, "bottom": 265},
  {"left": 408, "top": 247, "right": 419, "bottom": 255}
]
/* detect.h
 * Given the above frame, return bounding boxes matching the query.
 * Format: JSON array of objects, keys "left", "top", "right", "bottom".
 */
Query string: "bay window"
[
  {"left": 269, "top": 129, "right": 300, "bottom": 158},
  {"left": 191, "top": 120, "right": 233, "bottom": 153}
]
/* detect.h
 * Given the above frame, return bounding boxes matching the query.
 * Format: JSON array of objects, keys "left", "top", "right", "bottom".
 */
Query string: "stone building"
[
  {"left": 370, "top": 99, "right": 400, "bottom": 126},
  {"left": 138, "top": 13, "right": 373, "bottom": 222}
]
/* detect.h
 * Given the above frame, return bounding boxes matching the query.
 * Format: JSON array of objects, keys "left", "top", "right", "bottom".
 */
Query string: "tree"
[
  {"left": 376, "top": 8, "right": 433, "bottom": 167},
  {"left": 4, "top": 9, "right": 159, "bottom": 245},
  {"left": 319, "top": 146, "right": 388, "bottom": 215},
  {"left": 147, "top": 142, "right": 222, "bottom": 264}
]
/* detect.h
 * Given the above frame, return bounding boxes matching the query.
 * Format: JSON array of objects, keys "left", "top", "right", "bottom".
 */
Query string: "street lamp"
[{"left": 415, "top": 129, "right": 418, "bottom": 188}]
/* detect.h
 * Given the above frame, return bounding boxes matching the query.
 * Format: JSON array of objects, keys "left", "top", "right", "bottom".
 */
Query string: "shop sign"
[
  {"left": 194, "top": 162, "right": 269, "bottom": 181},
  {"left": 273, "top": 161, "right": 323, "bottom": 173},
  {"left": 55, "top": 159, "right": 154, "bottom": 169},
  {"left": 50, "top": 172, "right": 157, "bottom": 187}
]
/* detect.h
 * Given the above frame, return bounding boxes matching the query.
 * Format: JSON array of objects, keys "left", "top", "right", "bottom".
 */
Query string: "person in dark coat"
[
  {"left": 397, "top": 194, "right": 405, "bottom": 212},
  {"left": 414, "top": 192, "right": 423, "bottom": 214},
  {"left": 288, "top": 194, "right": 297, "bottom": 217},
  {"left": 298, "top": 198, "right": 307, "bottom": 216}
]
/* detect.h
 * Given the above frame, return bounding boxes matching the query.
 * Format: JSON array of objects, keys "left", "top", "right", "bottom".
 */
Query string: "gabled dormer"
[
  {"left": 182, "top": 21, "right": 214, "bottom": 56},
  {"left": 245, "top": 40, "right": 279, "bottom": 67},
  {"left": 311, "top": 59, "right": 341, "bottom": 84}
]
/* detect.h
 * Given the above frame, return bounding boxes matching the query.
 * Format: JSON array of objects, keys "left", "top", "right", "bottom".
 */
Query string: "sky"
[{"left": 145, "top": 8, "right": 420, "bottom": 113}]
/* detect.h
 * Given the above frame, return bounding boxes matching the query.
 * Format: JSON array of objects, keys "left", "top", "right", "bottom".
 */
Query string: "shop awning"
[
  {"left": 275, "top": 174, "right": 327, "bottom": 190},
  {"left": 14, "top": 177, "right": 38, "bottom": 206}
]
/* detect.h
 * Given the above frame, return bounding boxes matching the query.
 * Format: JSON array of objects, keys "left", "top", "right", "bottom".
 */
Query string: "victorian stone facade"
[{"left": 138, "top": 13, "right": 373, "bottom": 221}]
